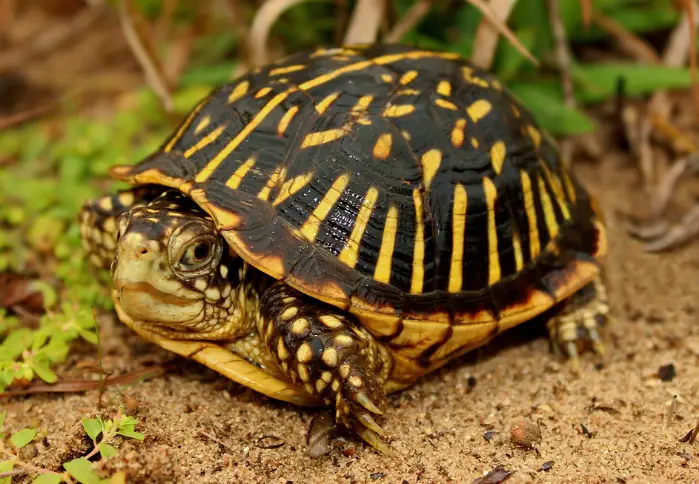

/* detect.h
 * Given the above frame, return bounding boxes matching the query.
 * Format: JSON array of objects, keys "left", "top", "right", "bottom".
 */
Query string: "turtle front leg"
[
  {"left": 258, "top": 282, "right": 392, "bottom": 451},
  {"left": 79, "top": 187, "right": 161, "bottom": 270},
  {"left": 546, "top": 275, "right": 610, "bottom": 369}
]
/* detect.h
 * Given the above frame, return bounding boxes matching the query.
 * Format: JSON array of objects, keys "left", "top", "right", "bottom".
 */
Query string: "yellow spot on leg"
[
  {"left": 448, "top": 183, "right": 467, "bottom": 293},
  {"left": 338, "top": 187, "right": 379, "bottom": 268},
  {"left": 483, "top": 178, "right": 501, "bottom": 285},
  {"left": 281, "top": 307, "right": 298, "bottom": 321},
  {"left": 321, "top": 348, "right": 337, "bottom": 367},
  {"left": 374, "top": 205, "right": 399, "bottom": 284},
  {"left": 296, "top": 343, "right": 313, "bottom": 363}
]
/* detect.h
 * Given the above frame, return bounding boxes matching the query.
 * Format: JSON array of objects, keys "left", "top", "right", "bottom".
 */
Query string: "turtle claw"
[
  {"left": 355, "top": 391, "right": 384, "bottom": 415},
  {"left": 356, "top": 411, "right": 385, "bottom": 435},
  {"left": 357, "top": 427, "right": 395, "bottom": 456}
]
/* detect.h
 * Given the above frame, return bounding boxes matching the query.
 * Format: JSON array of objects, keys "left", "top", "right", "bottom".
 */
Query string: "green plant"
[{"left": 0, "top": 407, "right": 144, "bottom": 483}]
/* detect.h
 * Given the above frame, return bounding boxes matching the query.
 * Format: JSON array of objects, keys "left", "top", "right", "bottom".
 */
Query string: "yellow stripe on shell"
[
  {"left": 338, "top": 187, "right": 379, "bottom": 268},
  {"left": 373, "top": 133, "right": 392, "bottom": 160},
  {"left": 537, "top": 174, "right": 559, "bottom": 239},
  {"left": 301, "top": 127, "right": 349, "bottom": 148},
  {"left": 255, "top": 87, "right": 272, "bottom": 99},
  {"left": 277, "top": 105, "right": 299, "bottom": 136},
  {"left": 228, "top": 80, "right": 250, "bottom": 104},
  {"left": 269, "top": 64, "right": 307, "bottom": 76},
  {"left": 400, "top": 70, "right": 418, "bottom": 85},
  {"left": 315, "top": 92, "right": 341, "bottom": 114},
  {"left": 184, "top": 125, "right": 226, "bottom": 158},
  {"left": 226, "top": 156, "right": 256, "bottom": 189},
  {"left": 420, "top": 149, "right": 442, "bottom": 189},
  {"left": 164, "top": 97, "right": 207, "bottom": 152},
  {"left": 512, "top": 228, "right": 524, "bottom": 271},
  {"left": 374, "top": 205, "right": 399, "bottom": 284},
  {"left": 521, "top": 170, "right": 540, "bottom": 259},
  {"left": 490, "top": 141, "right": 506, "bottom": 175},
  {"left": 410, "top": 189, "right": 425, "bottom": 294},
  {"left": 435, "top": 99, "right": 458, "bottom": 110},
  {"left": 383, "top": 104, "right": 415, "bottom": 117},
  {"left": 466, "top": 99, "right": 492, "bottom": 123},
  {"left": 299, "top": 174, "right": 350, "bottom": 243},
  {"left": 273, "top": 172, "right": 314, "bottom": 206},
  {"left": 257, "top": 166, "right": 282, "bottom": 201},
  {"left": 352, "top": 95, "right": 374, "bottom": 112},
  {"left": 539, "top": 160, "right": 571, "bottom": 220},
  {"left": 527, "top": 125, "right": 541, "bottom": 148},
  {"left": 483, "top": 177, "right": 501, "bottom": 285},
  {"left": 448, "top": 183, "right": 467, "bottom": 293},
  {"left": 560, "top": 164, "right": 577, "bottom": 204}
]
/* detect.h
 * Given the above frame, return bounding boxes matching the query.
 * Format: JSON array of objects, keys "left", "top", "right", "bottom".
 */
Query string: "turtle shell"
[{"left": 111, "top": 44, "right": 607, "bottom": 374}]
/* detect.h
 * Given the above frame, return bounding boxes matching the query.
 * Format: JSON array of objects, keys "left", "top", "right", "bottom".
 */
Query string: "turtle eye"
[{"left": 176, "top": 235, "right": 219, "bottom": 273}]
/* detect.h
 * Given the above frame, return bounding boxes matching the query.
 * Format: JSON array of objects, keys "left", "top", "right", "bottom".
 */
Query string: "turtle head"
[{"left": 111, "top": 190, "right": 249, "bottom": 339}]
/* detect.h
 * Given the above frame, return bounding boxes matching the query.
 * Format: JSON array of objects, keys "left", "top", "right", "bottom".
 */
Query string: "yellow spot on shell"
[
  {"left": 338, "top": 187, "right": 379, "bottom": 268},
  {"left": 352, "top": 95, "right": 374, "bottom": 113},
  {"left": 398, "top": 88, "right": 420, "bottom": 96},
  {"left": 228, "top": 80, "right": 249, "bottom": 103},
  {"left": 435, "top": 99, "right": 458, "bottom": 110},
  {"left": 437, "top": 80, "right": 452, "bottom": 97},
  {"left": 225, "top": 156, "right": 256, "bottom": 189},
  {"left": 299, "top": 174, "right": 350, "bottom": 243},
  {"left": 490, "top": 141, "right": 507, "bottom": 175},
  {"left": 194, "top": 116, "right": 210, "bottom": 134},
  {"left": 527, "top": 126, "right": 541, "bottom": 148},
  {"left": 410, "top": 189, "right": 425, "bottom": 295},
  {"left": 462, "top": 67, "right": 489, "bottom": 88},
  {"left": 466, "top": 99, "right": 492, "bottom": 123},
  {"left": 384, "top": 104, "right": 415, "bottom": 117},
  {"left": 315, "top": 92, "right": 341, "bottom": 114},
  {"left": 269, "top": 64, "right": 306, "bottom": 76},
  {"left": 374, "top": 205, "right": 399, "bottom": 284},
  {"left": 521, "top": 170, "right": 540, "bottom": 259},
  {"left": 451, "top": 119, "right": 466, "bottom": 148},
  {"left": 277, "top": 106, "right": 299, "bottom": 136},
  {"left": 400, "top": 70, "right": 418, "bottom": 85},
  {"left": 420, "top": 149, "right": 442, "bottom": 189},
  {"left": 301, "top": 127, "right": 348, "bottom": 148},
  {"left": 448, "top": 183, "right": 467, "bottom": 293},
  {"left": 484, "top": 178, "right": 501, "bottom": 285},
  {"left": 255, "top": 87, "right": 272, "bottom": 98},
  {"left": 381, "top": 73, "right": 394, "bottom": 83},
  {"left": 373, "top": 133, "right": 393, "bottom": 160}
]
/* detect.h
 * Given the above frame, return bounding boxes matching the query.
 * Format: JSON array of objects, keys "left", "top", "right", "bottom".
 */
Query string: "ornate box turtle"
[{"left": 80, "top": 45, "right": 609, "bottom": 452}]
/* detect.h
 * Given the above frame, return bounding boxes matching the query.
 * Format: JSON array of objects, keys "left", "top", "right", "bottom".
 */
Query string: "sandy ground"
[{"left": 5, "top": 144, "right": 699, "bottom": 483}]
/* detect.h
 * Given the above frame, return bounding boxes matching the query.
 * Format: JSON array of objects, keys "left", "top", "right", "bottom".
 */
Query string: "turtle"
[{"left": 79, "top": 44, "right": 609, "bottom": 452}]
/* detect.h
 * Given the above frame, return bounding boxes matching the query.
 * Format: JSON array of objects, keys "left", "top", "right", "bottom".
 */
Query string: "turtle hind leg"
[
  {"left": 79, "top": 187, "right": 161, "bottom": 270},
  {"left": 546, "top": 275, "right": 610, "bottom": 370},
  {"left": 258, "top": 282, "right": 393, "bottom": 454}
]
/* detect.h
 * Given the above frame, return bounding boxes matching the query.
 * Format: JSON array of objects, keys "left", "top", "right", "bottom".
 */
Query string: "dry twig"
[
  {"left": 343, "top": 0, "right": 386, "bottom": 45},
  {"left": 0, "top": 103, "right": 54, "bottom": 131},
  {"left": 248, "top": 0, "right": 331, "bottom": 68},
  {"left": 470, "top": 0, "right": 529, "bottom": 70},
  {"left": 592, "top": 13, "right": 660, "bottom": 64},
  {"left": 383, "top": 0, "right": 434, "bottom": 43},
  {"left": 118, "top": 0, "right": 174, "bottom": 112}
]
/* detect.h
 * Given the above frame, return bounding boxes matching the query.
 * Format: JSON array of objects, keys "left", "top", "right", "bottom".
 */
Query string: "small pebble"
[
  {"left": 510, "top": 421, "right": 541, "bottom": 449},
  {"left": 657, "top": 363, "right": 676, "bottom": 382}
]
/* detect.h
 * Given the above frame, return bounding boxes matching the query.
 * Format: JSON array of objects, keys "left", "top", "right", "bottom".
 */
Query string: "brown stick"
[
  {"left": 383, "top": 0, "right": 433, "bottom": 43},
  {"left": 343, "top": 0, "right": 386, "bottom": 45}
]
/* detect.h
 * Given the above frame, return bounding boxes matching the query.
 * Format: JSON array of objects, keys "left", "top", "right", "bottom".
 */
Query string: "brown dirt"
[{"left": 4, "top": 148, "right": 698, "bottom": 483}]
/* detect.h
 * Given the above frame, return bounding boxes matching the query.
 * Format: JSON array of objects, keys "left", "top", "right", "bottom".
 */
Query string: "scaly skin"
[{"left": 81, "top": 187, "right": 608, "bottom": 453}]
